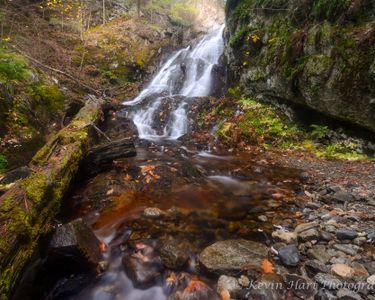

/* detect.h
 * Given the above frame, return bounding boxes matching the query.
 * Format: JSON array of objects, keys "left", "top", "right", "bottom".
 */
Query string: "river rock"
[
  {"left": 278, "top": 245, "right": 300, "bottom": 267},
  {"left": 199, "top": 239, "right": 268, "bottom": 275},
  {"left": 272, "top": 230, "right": 297, "bottom": 244},
  {"left": 283, "top": 274, "right": 317, "bottom": 299},
  {"left": 123, "top": 243, "right": 164, "bottom": 288},
  {"left": 295, "top": 222, "right": 319, "bottom": 234},
  {"left": 336, "top": 229, "right": 357, "bottom": 240},
  {"left": 143, "top": 207, "right": 165, "bottom": 219},
  {"left": 160, "top": 239, "right": 191, "bottom": 269},
  {"left": 331, "top": 264, "right": 355, "bottom": 280},
  {"left": 333, "top": 244, "right": 360, "bottom": 256},
  {"left": 307, "top": 245, "right": 335, "bottom": 263},
  {"left": 367, "top": 275, "right": 375, "bottom": 285},
  {"left": 216, "top": 275, "right": 241, "bottom": 297},
  {"left": 351, "top": 262, "right": 369, "bottom": 280},
  {"left": 49, "top": 218, "right": 102, "bottom": 266},
  {"left": 298, "top": 228, "right": 320, "bottom": 241},
  {"left": 336, "top": 288, "right": 362, "bottom": 300},
  {"left": 315, "top": 288, "right": 337, "bottom": 300},
  {"left": 249, "top": 274, "right": 285, "bottom": 300},
  {"left": 305, "top": 260, "right": 329, "bottom": 275},
  {"left": 330, "top": 191, "right": 355, "bottom": 203},
  {"left": 314, "top": 273, "right": 342, "bottom": 289}
]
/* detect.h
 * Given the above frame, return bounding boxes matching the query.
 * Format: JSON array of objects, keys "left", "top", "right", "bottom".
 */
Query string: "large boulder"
[{"left": 199, "top": 239, "right": 268, "bottom": 275}]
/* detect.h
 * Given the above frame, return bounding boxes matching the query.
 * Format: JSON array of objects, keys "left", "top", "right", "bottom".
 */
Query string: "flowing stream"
[{"left": 20, "top": 25, "right": 304, "bottom": 300}]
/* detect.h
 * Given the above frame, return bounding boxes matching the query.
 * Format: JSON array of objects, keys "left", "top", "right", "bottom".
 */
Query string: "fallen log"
[{"left": 0, "top": 97, "right": 108, "bottom": 298}]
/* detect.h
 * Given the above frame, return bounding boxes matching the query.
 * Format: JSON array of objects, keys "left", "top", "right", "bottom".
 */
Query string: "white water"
[{"left": 123, "top": 25, "right": 225, "bottom": 141}]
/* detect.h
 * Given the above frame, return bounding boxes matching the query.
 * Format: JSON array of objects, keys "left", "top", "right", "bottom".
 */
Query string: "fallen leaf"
[
  {"left": 261, "top": 259, "right": 274, "bottom": 274},
  {"left": 220, "top": 289, "right": 230, "bottom": 300}
]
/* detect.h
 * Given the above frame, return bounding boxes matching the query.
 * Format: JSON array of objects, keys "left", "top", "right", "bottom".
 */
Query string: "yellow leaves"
[
  {"left": 261, "top": 259, "right": 274, "bottom": 274},
  {"left": 246, "top": 34, "right": 260, "bottom": 44},
  {"left": 3, "top": 37, "right": 11, "bottom": 42},
  {"left": 140, "top": 165, "right": 160, "bottom": 183}
]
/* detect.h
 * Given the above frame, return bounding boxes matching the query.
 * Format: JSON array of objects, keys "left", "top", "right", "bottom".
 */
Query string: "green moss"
[
  {"left": 30, "top": 84, "right": 64, "bottom": 112},
  {"left": 0, "top": 48, "right": 31, "bottom": 82},
  {"left": 0, "top": 154, "right": 7, "bottom": 173},
  {"left": 24, "top": 174, "right": 49, "bottom": 205},
  {"left": 311, "top": 0, "right": 350, "bottom": 21}
]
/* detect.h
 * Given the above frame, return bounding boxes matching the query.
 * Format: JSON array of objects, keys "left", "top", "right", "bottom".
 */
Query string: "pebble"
[
  {"left": 333, "top": 244, "right": 360, "bottom": 256},
  {"left": 330, "top": 191, "right": 355, "bottom": 203},
  {"left": 315, "top": 288, "right": 337, "bottom": 300},
  {"left": 307, "top": 245, "right": 335, "bottom": 263},
  {"left": 320, "top": 231, "right": 334, "bottom": 241},
  {"left": 272, "top": 230, "right": 297, "bottom": 244},
  {"left": 305, "top": 260, "right": 329, "bottom": 275},
  {"left": 367, "top": 275, "right": 375, "bottom": 285},
  {"left": 216, "top": 275, "right": 241, "bottom": 296},
  {"left": 258, "top": 215, "right": 268, "bottom": 222},
  {"left": 331, "top": 264, "right": 355, "bottom": 280},
  {"left": 351, "top": 262, "right": 369, "bottom": 280},
  {"left": 353, "top": 237, "right": 366, "bottom": 246},
  {"left": 336, "top": 229, "right": 358, "bottom": 240},
  {"left": 314, "top": 273, "right": 342, "bottom": 289},
  {"left": 336, "top": 288, "right": 362, "bottom": 300},
  {"left": 278, "top": 245, "right": 300, "bottom": 267},
  {"left": 298, "top": 228, "right": 320, "bottom": 241},
  {"left": 295, "top": 222, "right": 319, "bottom": 234},
  {"left": 142, "top": 207, "right": 164, "bottom": 219},
  {"left": 238, "top": 275, "right": 250, "bottom": 287}
]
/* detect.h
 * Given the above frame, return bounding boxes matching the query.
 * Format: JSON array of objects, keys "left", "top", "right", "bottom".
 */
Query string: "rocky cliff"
[{"left": 225, "top": 0, "right": 375, "bottom": 132}]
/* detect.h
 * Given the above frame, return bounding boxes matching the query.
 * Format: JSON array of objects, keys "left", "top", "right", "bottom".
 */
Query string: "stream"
[{"left": 20, "top": 25, "right": 306, "bottom": 300}]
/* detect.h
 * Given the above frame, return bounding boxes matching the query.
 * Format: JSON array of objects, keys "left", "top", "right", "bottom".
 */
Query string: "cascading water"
[{"left": 123, "top": 25, "right": 225, "bottom": 141}]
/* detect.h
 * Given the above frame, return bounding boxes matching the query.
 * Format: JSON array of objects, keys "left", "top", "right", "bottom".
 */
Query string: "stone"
[
  {"left": 333, "top": 244, "right": 360, "bottom": 256},
  {"left": 307, "top": 245, "right": 335, "bottom": 263},
  {"left": 330, "top": 191, "right": 355, "bottom": 203},
  {"left": 160, "top": 239, "right": 191, "bottom": 269},
  {"left": 199, "top": 239, "right": 268, "bottom": 275},
  {"left": 314, "top": 273, "right": 342, "bottom": 289},
  {"left": 367, "top": 275, "right": 375, "bottom": 285},
  {"left": 353, "top": 237, "right": 366, "bottom": 246},
  {"left": 249, "top": 274, "right": 285, "bottom": 300},
  {"left": 238, "top": 275, "right": 249, "bottom": 287},
  {"left": 272, "top": 230, "right": 297, "bottom": 244},
  {"left": 298, "top": 228, "right": 320, "bottom": 241},
  {"left": 49, "top": 219, "right": 102, "bottom": 266},
  {"left": 331, "top": 264, "right": 355, "bottom": 280},
  {"left": 216, "top": 275, "right": 241, "bottom": 297},
  {"left": 142, "top": 207, "right": 164, "bottom": 219},
  {"left": 315, "top": 288, "right": 337, "bottom": 300},
  {"left": 365, "top": 262, "right": 375, "bottom": 275},
  {"left": 336, "top": 288, "right": 361, "bottom": 300},
  {"left": 321, "top": 231, "right": 334, "bottom": 241},
  {"left": 336, "top": 229, "right": 357, "bottom": 240},
  {"left": 305, "top": 260, "right": 329, "bottom": 275},
  {"left": 123, "top": 244, "right": 164, "bottom": 289},
  {"left": 278, "top": 245, "right": 300, "bottom": 267},
  {"left": 0, "top": 166, "right": 30, "bottom": 185},
  {"left": 258, "top": 215, "right": 268, "bottom": 222},
  {"left": 351, "top": 262, "right": 369, "bottom": 280},
  {"left": 283, "top": 274, "right": 317, "bottom": 299},
  {"left": 295, "top": 222, "right": 319, "bottom": 234}
]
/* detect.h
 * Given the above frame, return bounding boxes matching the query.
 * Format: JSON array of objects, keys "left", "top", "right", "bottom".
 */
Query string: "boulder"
[{"left": 199, "top": 239, "right": 268, "bottom": 275}]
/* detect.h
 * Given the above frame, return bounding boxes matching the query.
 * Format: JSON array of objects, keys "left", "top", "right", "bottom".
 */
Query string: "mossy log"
[{"left": 0, "top": 98, "right": 105, "bottom": 299}]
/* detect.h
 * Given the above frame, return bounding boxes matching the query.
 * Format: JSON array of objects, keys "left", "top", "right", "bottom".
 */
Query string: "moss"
[
  {"left": 311, "top": 0, "right": 350, "bottom": 21},
  {"left": 0, "top": 154, "right": 7, "bottom": 173},
  {"left": 30, "top": 84, "right": 64, "bottom": 112},
  {"left": 23, "top": 174, "right": 49, "bottom": 205}
]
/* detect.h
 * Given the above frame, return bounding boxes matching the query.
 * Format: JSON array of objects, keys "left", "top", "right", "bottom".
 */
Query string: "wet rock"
[
  {"left": 123, "top": 243, "right": 164, "bottom": 289},
  {"left": 173, "top": 277, "right": 218, "bottom": 300},
  {"left": 307, "top": 245, "right": 335, "bottom": 263},
  {"left": 336, "top": 288, "right": 361, "bottom": 300},
  {"left": 258, "top": 215, "right": 268, "bottom": 222},
  {"left": 333, "top": 244, "right": 360, "bottom": 256},
  {"left": 49, "top": 219, "right": 102, "bottom": 266},
  {"left": 298, "top": 228, "right": 320, "bottom": 242},
  {"left": 367, "top": 275, "right": 375, "bottom": 285},
  {"left": 351, "top": 262, "right": 369, "bottom": 281},
  {"left": 364, "top": 262, "right": 375, "bottom": 275},
  {"left": 143, "top": 207, "right": 165, "bottom": 219},
  {"left": 315, "top": 288, "right": 337, "bottom": 300},
  {"left": 216, "top": 275, "right": 241, "bottom": 298},
  {"left": 199, "top": 239, "right": 267, "bottom": 275},
  {"left": 314, "top": 273, "right": 342, "bottom": 289},
  {"left": 249, "top": 274, "right": 285, "bottom": 300},
  {"left": 336, "top": 229, "right": 357, "bottom": 240},
  {"left": 305, "top": 260, "right": 329, "bottom": 275},
  {"left": 321, "top": 231, "right": 334, "bottom": 242},
  {"left": 330, "top": 191, "right": 355, "bottom": 203},
  {"left": 272, "top": 230, "right": 297, "bottom": 244},
  {"left": 278, "top": 245, "right": 300, "bottom": 267},
  {"left": 283, "top": 274, "right": 317, "bottom": 299},
  {"left": 353, "top": 237, "right": 366, "bottom": 246},
  {"left": 295, "top": 222, "right": 319, "bottom": 234},
  {"left": 160, "top": 239, "right": 190, "bottom": 269},
  {"left": 238, "top": 275, "right": 249, "bottom": 287},
  {"left": 331, "top": 264, "right": 355, "bottom": 280}
]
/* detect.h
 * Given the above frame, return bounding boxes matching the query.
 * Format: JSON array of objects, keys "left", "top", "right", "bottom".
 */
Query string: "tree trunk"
[{"left": 0, "top": 97, "right": 107, "bottom": 298}]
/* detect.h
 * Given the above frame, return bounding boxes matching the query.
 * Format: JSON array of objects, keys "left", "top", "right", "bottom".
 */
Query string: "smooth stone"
[
  {"left": 258, "top": 215, "right": 268, "bottom": 222},
  {"left": 336, "top": 229, "right": 358, "bottom": 240},
  {"left": 295, "top": 222, "right": 319, "bottom": 234},
  {"left": 353, "top": 237, "right": 366, "bottom": 246},
  {"left": 238, "top": 275, "right": 249, "bottom": 287},
  {"left": 142, "top": 207, "right": 164, "bottom": 219},
  {"left": 199, "top": 239, "right": 268, "bottom": 275},
  {"left": 272, "top": 230, "right": 297, "bottom": 244},
  {"left": 333, "top": 244, "right": 360, "bottom": 256},
  {"left": 367, "top": 275, "right": 375, "bottom": 285},
  {"left": 307, "top": 245, "right": 335, "bottom": 263},
  {"left": 351, "top": 262, "right": 369, "bottom": 280},
  {"left": 305, "top": 260, "right": 329, "bottom": 275},
  {"left": 364, "top": 262, "right": 375, "bottom": 275},
  {"left": 298, "top": 228, "right": 320, "bottom": 241},
  {"left": 321, "top": 231, "right": 334, "bottom": 242},
  {"left": 315, "top": 288, "right": 337, "bottom": 300},
  {"left": 160, "top": 239, "right": 191, "bottom": 269},
  {"left": 216, "top": 275, "right": 241, "bottom": 297},
  {"left": 278, "top": 245, "right": 300, "bottom": 267},
  {"left": 330, "top": 191, "right": 355, "bottom": 203},
  {"left": 249, "top": 274, "right": 285, "bottom": 300},
  {"left": 283, "top": 274, "right": 317, "bottom": 298},
  {"left": 331, "top": 264, "right": 355, "bottom": 280},
  {"left": 314, "top": 273, "right": 342, "bottom": 289},
  {"left": 336, "top": 288, "right": 361, "bottom": 300}
]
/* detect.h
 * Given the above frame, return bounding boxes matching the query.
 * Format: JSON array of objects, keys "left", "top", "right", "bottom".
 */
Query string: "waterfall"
[{"left": 123, "top": 25, "right": 225, "bottom": 141}]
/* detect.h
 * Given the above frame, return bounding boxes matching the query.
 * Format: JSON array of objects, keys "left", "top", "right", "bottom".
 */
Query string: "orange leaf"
[
  {"left": 220, "top": 289, "right": 230, "bottom": 300},
  {"left": 261, "top": 259, "right": 274, "bottom": 274}
]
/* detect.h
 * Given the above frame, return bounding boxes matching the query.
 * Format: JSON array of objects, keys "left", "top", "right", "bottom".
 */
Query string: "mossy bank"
[{"left": 225, "top": 0, "right": 375, "bottom": 133}]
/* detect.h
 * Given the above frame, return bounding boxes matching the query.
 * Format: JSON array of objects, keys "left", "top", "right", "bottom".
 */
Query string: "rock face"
[
  {"left": 199, "top": 239, "right": 268, "bottom": 275},
  {"left": 225, "top": 0, "right": 375, "bottom": 133}
]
